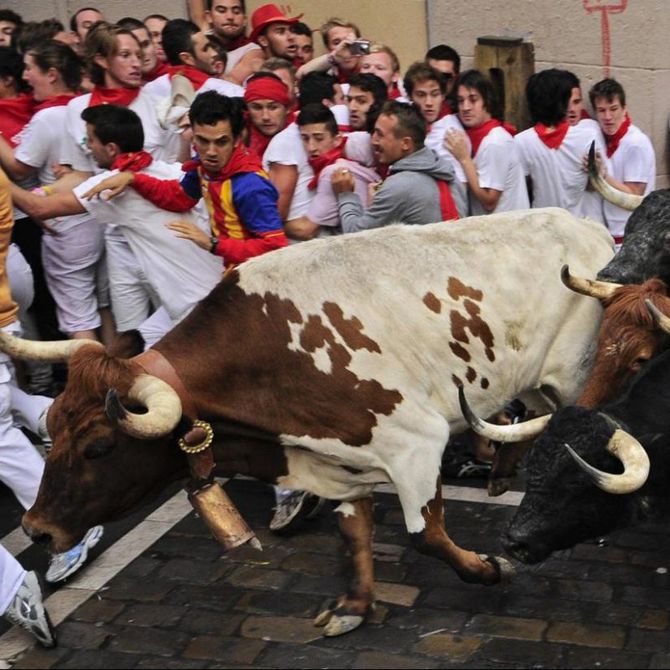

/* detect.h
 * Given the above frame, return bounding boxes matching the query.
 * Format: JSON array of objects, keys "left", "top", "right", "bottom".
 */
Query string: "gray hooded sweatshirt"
[{"left": 336, "top": 146, "right": 465, "bottom": 234}]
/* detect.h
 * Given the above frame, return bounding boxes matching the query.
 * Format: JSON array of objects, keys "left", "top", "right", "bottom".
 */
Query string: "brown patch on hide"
[
  {"left": 447, "top": 277, "right": 483, "bottom": 303},
  {"left": 155, "top": 280, "right": 403, "bottom": 448},
  {"left": 449, "top": 341, "right": 471, "bottom": 362},
  {"left": 450, "top": 299, "right": 495, "bottom": 363},
  {"left": 481, "top": 377, "right": 490, "bottom": 389},
  {"left": 452, "top": 374, "right": 463, "bottom": 388},
  {"left": 423, "top": 292, "right": 442, "bottom": 314},
  {"left": 323, "top": 302, "right": 381, "bottom": 353},
  {"left": 466, "top": 367, "right": 477, "bottom": 383}
]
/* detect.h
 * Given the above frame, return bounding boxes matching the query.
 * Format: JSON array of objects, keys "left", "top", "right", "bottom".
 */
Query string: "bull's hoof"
[
  {"left": 479, "top": 553, "right": 516, "bottom": 581},
  {"left": 314, "top": 601, "right": 368, "bottom": 636}
]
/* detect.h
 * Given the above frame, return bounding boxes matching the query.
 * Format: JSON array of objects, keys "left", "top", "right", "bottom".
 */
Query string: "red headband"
[{"left": 244, "top": 77, "right": 291, "bottom": 107}]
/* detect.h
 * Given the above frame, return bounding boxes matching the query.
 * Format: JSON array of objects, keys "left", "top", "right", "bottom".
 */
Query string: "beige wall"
[{"left": 427, "top": 0, "right": 670, "bottom": 187}]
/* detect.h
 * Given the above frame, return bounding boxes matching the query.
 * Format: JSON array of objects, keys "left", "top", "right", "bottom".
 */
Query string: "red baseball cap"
[{"left": 249, "top": 3, "right": 303, "bottom": 43}]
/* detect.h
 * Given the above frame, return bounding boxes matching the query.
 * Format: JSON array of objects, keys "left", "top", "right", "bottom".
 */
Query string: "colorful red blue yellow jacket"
[{"left": 130, "top": 144, "right": 287, "bottom": 265}]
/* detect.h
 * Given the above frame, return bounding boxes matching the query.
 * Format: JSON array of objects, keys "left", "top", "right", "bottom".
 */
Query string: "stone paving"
[{"left": 9, "top": 478, "right": 670, "bottom": 669}]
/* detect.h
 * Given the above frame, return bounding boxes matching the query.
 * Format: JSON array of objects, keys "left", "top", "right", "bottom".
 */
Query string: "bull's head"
[
  {"left": 0, "top": 333, "right": 187, "bottom": 553},
  {"left": 561, "top": 267, "right": 670, "bottom": 408}
]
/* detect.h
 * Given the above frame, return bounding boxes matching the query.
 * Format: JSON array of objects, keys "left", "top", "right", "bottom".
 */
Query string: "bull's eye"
[{"left": 84, "top": 439, "right": 116, "bottom": 460}]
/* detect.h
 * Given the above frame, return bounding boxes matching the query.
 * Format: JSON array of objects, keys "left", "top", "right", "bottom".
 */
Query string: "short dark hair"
[
  {"left": 347, "top": 73, "right": 388, "bottom": 133},
  {"left": 425, "top": 44, "right": 460, "bottom": 73},
  {"left": 0, "top": 9, "right": 23, "bottom": 27},
  {"left": 0, "top": 46, "right": 27, "bottom": 92},
  {"left": 26, "top": 40, "right": 83, "bottom": 92},
  {"left": 143, "top": 13, "right": 169, "bottom": 23},
  {"left": 206, "top": 0, "right": 246, "bottom": 11},
  {"left": 290, "top": 21, "right": 312, "bottom": 38},
  {"left": 14, "top": 19, "right": 66, "bottom": 53},
  {"left": 403, "top": 61, "right": 446, "bottom": 98},
  {"left": 298, "top": 72, "right": 337, "bottom": 106},
  {"left": 81, "top": 104, "right": 144, "bottom": 152},
  {"left": 457, "top": 69, "right": 502, "bottom": 121},
  {"left": 190, "top": 90, "right": 246, "bottom": 137},
  {"left": 589, "top": 78, "right": 626, "bottom": 109},
  {"left": 296, "top": 103, "right": 338, "bottom": 135},
  {"left": 69, "top": 7, "right": 102, "bottom": 33},
  {"left": 560, "top": 69, "right": 580, "bottom": 91},
  {"left": 526, "top": 69, "right": 573, "bottom": 126},
  {"left": 117, "top": 17, "right": 146, "bottom": 32},
  {"left": 161, "top": 19, "right": 200, "bottom": 66},
  {"left": 379, "top": 100, "right": 426, "bottom": 149}
]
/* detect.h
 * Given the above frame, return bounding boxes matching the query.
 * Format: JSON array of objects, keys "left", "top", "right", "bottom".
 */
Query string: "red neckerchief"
[
  {"left": 111, "top": 150, "right": 153, "bottom": 172},
  {"left": 33, "top": 93, "right": 77, "bottom": 114},
  {"left": 183, "top": 142, "right": 262, "bottom": 182},
  {"left": 439, "top": 100, "right": 452, "bottom": 117},
  {"left": 464, "top": 118, "right": 502, "bottom": 157},
  {"left": 533, "top": 120, "right": 570, "bottom": 149},
  {"left": 580, "top": 108, "right": 591, "bottom": 121},
  {"left": 308, "top": 137, "right": 348, "bottom": 189},
  {"left": 168, "top": 65, "right": 209, "bottom": 91},
  {"left": 605, "top": 113, "right": 631, "bottom": 158},
  {"left": 0, "top": 94, "right": 35, "bottom": 147},
  {"left": 89, "top": 86, "right": 140, "bottom": 107},
  {"left": 389, "top": 84, "right": 402, "bottom": 100},
  {"left": 143, "top": 61, "right": 171, "bottom": 83},
  {"left": 437, "top": 180, "right": 458, "bottom": 220}
]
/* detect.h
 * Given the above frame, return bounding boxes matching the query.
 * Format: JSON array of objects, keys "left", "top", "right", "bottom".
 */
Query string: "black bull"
[{"left": 503, "top": 347, "right": 670, "bottom": 565}]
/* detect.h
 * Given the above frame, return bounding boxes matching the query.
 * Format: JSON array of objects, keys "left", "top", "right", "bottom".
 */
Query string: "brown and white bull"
[{"left": 3, "top": 208, "right": 615, "bottom": 636}]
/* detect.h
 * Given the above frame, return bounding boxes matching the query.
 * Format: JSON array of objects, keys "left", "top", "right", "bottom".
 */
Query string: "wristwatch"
[{"left": 209, "top": 236, "right": 218, "bottom": 253}]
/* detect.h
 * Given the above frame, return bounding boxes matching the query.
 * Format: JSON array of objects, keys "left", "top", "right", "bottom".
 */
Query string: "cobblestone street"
[{"left": 3, "top": 477, "right": 670, "bottom": 668}]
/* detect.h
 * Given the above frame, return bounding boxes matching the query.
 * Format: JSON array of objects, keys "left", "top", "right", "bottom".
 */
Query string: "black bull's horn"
[
  {"left": 564, "top": 423, "right": 649, "bottom": 495},
  {"left": 587, "top": 140, "right": 643, "bottom": 211},
  {"left": 560, "top": 265, "right": 622, "bottom": 301}
]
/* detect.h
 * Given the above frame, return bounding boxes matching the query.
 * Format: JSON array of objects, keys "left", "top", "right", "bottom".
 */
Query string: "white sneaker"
[
  {"left": 269, "top": 491, "right": 326, "bottom": 533},
  {"left": 46, "top": 526, "right": 103, "bottom": 583},
  {"left": 3, "top": 571, "right": 56, "bottom": 648}
]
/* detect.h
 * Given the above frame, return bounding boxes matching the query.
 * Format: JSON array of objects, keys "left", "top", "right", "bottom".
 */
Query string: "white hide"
[{"left": 237, "top": 208, "right": 615, "bottom": 533}]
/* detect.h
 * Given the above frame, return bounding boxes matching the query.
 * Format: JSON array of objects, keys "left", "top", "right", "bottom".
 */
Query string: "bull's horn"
[
  {"left": 0, "top": 330, "right": 103, "bottom": 362},
  {"left": 645, "top": 299, "right": 670, "bottom": 335},
  {"left": 458, "top": 386, "right": 551, "bottom": 442},
  {"left": 587, "top": 141, "right": 643, "bottom": 211},
  {"left": 106, "top": 374, "right": 182, "bottom": 439},
  {"left": 564, "top": 428, "right": 649, "bottom": 494},
  {"left": 561, "top": 264, "right": 622, "bottom": 301}
]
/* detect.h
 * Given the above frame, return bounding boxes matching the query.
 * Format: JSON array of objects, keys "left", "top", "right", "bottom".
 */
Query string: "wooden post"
[{"left": 474, "top": 36, "right": 535, "bottom": 132}]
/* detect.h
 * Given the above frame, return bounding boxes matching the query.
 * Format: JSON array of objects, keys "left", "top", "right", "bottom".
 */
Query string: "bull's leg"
[
  {"left": 314, "top": 496, "right": 374, "bottom": 637},
  {"left": 410, "top": 477, "right": 513, "bottom": 585},
  {"left": 489, "top": 441, "right": 532, "bottom": 496}
]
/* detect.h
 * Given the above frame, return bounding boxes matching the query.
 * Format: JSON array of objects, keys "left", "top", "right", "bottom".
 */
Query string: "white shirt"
[
  {"left": 425, "top": 114, "right": 469, "bottom": 217},
  {"left": 224, "top": 42, "right": 261, "bottom": 75},
  {"left": 61, "top": 90, "right": 168, "bottom": 171},
  {"left": 514, "top": 119, "right": 608, "bottom": 219},
  {"left": 263, "top": 123, "right": 314, "bottom": 220},
  {"left": 73, "top": 160, "right": 223, "bottom": 322},
  {"left": 143, "top": 74, "right": 244, "bottom": 102},
  {"left": 602, "top": 123, "right": 656, "bottom": 239},
  {"left": 469, "top": 126, "right": 529, "bottom": 216},
  {"left": 15, "top": 105, "right": 91, "bottom": 233}
]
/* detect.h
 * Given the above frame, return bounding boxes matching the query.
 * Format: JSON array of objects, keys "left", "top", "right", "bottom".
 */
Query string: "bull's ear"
[{"left": 84, "top": 439, "right": 116, "bottom": 460}]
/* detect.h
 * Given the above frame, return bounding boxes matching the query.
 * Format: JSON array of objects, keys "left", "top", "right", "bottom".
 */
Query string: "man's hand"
[
  {"left": 331, "top": 167, "right": 355, "bottom": 194},
  {"left": 166, "top": 219, "right": 211, "bottom": 250},
  {"left": 445, "top": 129, "right": 470, "bottom": 162},
  {"left": 80, "top": 171, "right": 134, "bottom": 201}
]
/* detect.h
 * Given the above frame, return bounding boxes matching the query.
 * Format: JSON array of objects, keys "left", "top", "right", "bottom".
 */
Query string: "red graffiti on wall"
[{"left": 583, "top": 0, "right": 628, "bottom": 77}]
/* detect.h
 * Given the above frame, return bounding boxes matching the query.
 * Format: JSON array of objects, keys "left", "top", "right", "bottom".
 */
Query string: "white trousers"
[{"left": 0, "top": 543, "right": 25, "bottom": 615}]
